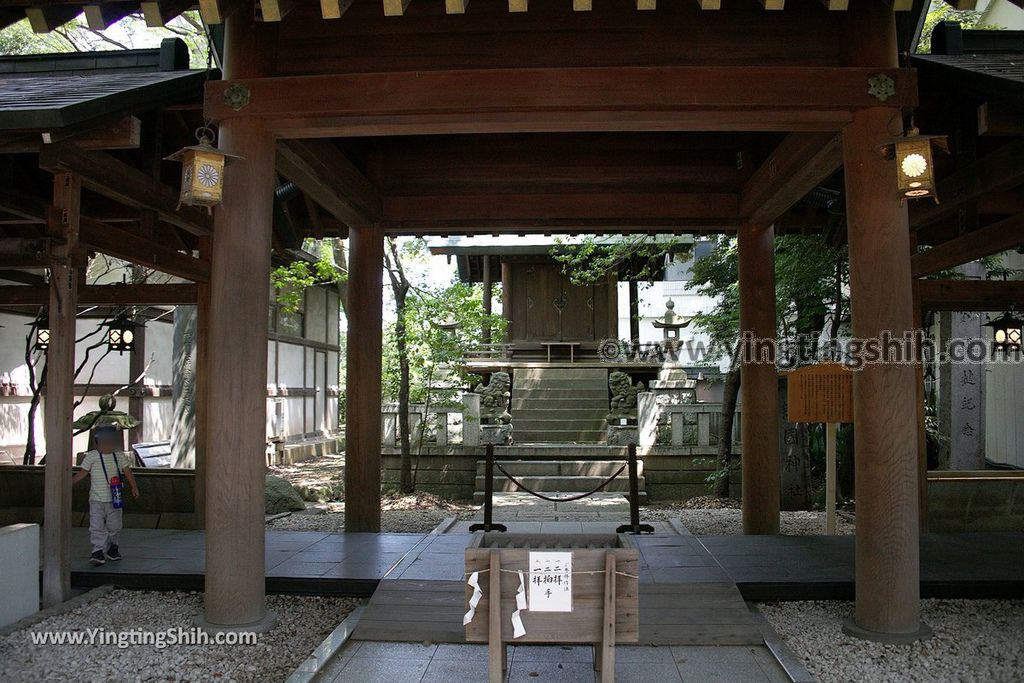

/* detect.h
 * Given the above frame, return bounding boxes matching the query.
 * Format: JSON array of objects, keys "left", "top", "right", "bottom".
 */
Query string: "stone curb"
[
  {"left": 0, "top": 584, "right": 116, "bottom": 638},
  {"left": 747, "top": 603, "right": 817, "bottom": 683},
  {"left": 283, "top": 603, "right": 366, "bottom": 683}
]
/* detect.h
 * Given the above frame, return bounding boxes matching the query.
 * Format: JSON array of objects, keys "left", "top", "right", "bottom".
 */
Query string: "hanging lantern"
[
  {"left": 984, "top": 312, "right": 1023, "bottom": 353},
  {"left": 165, "top": 126, "right": 242, "bottom": 211},
  {"left": 107, "top": 315, "right": 137, "bottom": 354},
  {"left": 880, "top": 125, "right": 948, "bottom": 204},
  {"left": 33, "top": 320, "right": 50, "bottom": 352}
]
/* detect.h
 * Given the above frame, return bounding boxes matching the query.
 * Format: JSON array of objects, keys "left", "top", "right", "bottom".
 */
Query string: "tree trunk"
[
  {"left": 714, "top": 343, "right": 742, "bottom": 498},
  {"left": 24, "top": 364, "right": 46, "bottom": 465},
  {"left": 395, "top": 287, "right": 414, "bottom": 493}
]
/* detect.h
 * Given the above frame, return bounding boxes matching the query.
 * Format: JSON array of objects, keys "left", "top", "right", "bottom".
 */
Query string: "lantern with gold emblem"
[
  {"left": 880, "top": 125, "right": 948, "bottom": 204},
  {"left": 165, "top": 126, "right": 241, "bottom": 211}
]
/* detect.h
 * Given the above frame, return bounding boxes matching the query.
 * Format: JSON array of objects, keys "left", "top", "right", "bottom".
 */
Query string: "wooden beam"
[
  {"left": 696, "top": 0, "right": 721, "bottom": 8},
  {"left": 915, "top": 279, "right": 1024, "bottom": 312},
  {"left": 911, "top": 212, "right": 1024, "bottom": 278},
  {"left": 509, "top": 0, "right": 527, "bottom": 11},
  {"left": 636, "top": 0, "right": 655, "bottom": 9},
  {"left": 381, "top": 192, "right": 738, "bottom": 228},
  {"left": 199, "top": 0, "right": 251, "bottom": 24},
  {"left": 83, "top": 2, "right": 136, "bottom": 30},
  {"left": 760, "top": 0, "right": 784, "bottom": 8},
  {"left": 0, "top": 237, "right": 53, "bottom": 256},
  {"left": 445, "top": 0, "right": 468, "bottom": 13},
  {"left": 0, "top": 190, "right": 48, "bottom": 223},
  {"left": 573, "top": 0, "right": 592, "bottom": 10},
  {"left": 275, "top": 140, "right": 380, "bottom": 227},
  {"left": 205, "top": 67, "right": 918, "bottom": 125},
  {"left": 38, "top": 144, "right": 213, "bottom": 236},
  {"left": 319, "top": 0, "right": 354, "bottom": 18},
  {"left": 79, "top": 216, "right": 211, "bottom": 282},
  {"left": 911, "top": 138, "right": 1024, "bottom": 230},
  {"left": 26, "top": 5, "right": 81, "bottom": 33},
  {"left": 141, "top": 0, "right": 196, "bottom": 26},
  {"left": 740, "top": 133, "right": 842, "bottom": 224},
  {"left": 941, "top": 0, "right": 976, "bottom": 8},
  {"left": 820, "top": 0, "right": 848, "bottom": 8},
  {"left": 383, "top": 0, "right": 411, "bottom": 15},
  {"left": 0, "top": 283, "right": 198, "bottom": 306},
  {"left": 0, "top": 117, "right": 141, "bottom": 154},
  {"left": 42, "top": 170, "right": 80, "bottom": 609},
  {"left": 978, "top": 102, "right": 1024, "bottom": 137},
  {"left": 259, "top": 0, "right": 295, "bottom": 21}
]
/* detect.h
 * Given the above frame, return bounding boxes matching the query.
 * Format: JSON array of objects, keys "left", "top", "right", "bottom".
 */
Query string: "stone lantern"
[{"left": 652, "top": 299, "right": 689, "bottom": 341}]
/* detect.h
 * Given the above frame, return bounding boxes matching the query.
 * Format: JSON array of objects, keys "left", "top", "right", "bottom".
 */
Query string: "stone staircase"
[
  {"left": 473, "top": 458, "right": 645, "bottom": 503},
  {"left": 511, "top": 367, "right": 609, "bottom": 443}
]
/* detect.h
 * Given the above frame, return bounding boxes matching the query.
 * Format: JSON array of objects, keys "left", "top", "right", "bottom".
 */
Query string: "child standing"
[{"left": 72, "top": 424, "right": 140, "bottom": 566}]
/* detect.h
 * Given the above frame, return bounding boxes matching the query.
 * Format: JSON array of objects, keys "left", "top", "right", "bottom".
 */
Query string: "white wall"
[{"left": 984, "top": 251, "right": 1024, "bottom": 467}]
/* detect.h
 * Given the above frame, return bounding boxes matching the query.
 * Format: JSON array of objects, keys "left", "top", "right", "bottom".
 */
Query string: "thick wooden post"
[
  {"left": 42, "top": 171, "right": 80, "bottom": 608},
  {"left": 738, "top": 222, "right": 780, "bottom": 535},
  {"left": 344, "top": 224, "right": 384, "bottom": 532},
  {"left": 840, "top": 2, "right": 929, "bottom": 643},
  {"left": 200, "top": 13, "right": 277, "bottom": 631}
]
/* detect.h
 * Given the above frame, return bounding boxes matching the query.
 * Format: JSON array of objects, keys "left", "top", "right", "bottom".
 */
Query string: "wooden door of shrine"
[{"left": 507, "top": 261, "right": 614, "bottom": 345}]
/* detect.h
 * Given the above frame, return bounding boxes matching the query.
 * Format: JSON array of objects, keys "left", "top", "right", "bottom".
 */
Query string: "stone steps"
[{"left": 511, "top": 367, "right": 609, "bottom": 444}]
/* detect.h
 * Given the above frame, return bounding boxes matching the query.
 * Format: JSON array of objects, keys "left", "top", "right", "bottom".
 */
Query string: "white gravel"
[
  {"left": 0, "top": 589, "right": 359, "bottom": 683},
  {"left": 267, "top": 493, "right": 477, "bottom": 534},
  {"left": 760, "top": 599, "right": 1024, "bottom": 683}
]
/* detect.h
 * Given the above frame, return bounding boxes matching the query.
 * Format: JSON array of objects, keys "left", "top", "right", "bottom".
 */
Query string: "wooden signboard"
[
  {"left": 785, "top": 363, "right": 854, "bottom": 535},
  {"left": 786, "top": 362, "right": 854, "bottom": 424}
]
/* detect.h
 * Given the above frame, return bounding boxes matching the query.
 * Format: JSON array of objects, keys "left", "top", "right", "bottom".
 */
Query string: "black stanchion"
[
  {"left": 470, "top": 444, "right": 507, "bottom": 533},
  {"left": 617, "top": 442, "right": 654, "bottom": 534}
]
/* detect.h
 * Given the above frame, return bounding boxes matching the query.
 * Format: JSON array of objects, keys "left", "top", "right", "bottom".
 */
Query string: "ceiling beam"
[
  {"left": 383, "top": 0, "right": 411, "bottom": 15},
  {"left": 739, "top": 133, "right": 842, "bottom": 224},
  {"left": 0, "top": 283, "right": 198, "bottom": 307},
  {"left": 141, "top": 0, "right": 196, "bottom": 26},
  {"left": 205, "top": 67, "right": 917, "bottom": 127},
  {"left": 380, "top": 192, "right": 738, "bottom": 230},
  {"left": 978, "top": 102, "right": 1024, "bottom": 137},
  {"left": 258, "top": 0, "right": 295, "bottom": 20},
  {"left": 199, "top": 0, "right": 251, "bottom": 24},
  {"left": 915, "top": 279, "right": 1024, "bottom": 312},
  {"left": 275, "top": 140, "right": 380, "bottom": 228},
  {"left": 911, "top": 212, "right": 1024, "bottom": 278},
  {"left": 38, "top": 143, "right": 212, "bottom": 237},
  {"left": 0, "top": 116, "right": 141, "bottom": 154},
  {"left": 319, "top": 0, "right": 355, "bottom": 18},
  {"left": 83, "top": 2, "right": 137, "bottom": 30},
  {"left": 25, "top": 5, "right": 82, "bottom": 32},
  {"left": 911, "top": 138, "right": 1024, "bottom": 230},
  {"left": 79, "top": 216, "right": 210, "bottom": 282}
]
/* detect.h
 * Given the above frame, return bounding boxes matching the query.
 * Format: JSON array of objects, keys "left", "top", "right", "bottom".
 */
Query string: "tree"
[
  {"left": 916, "top": 0, "right": 1000, "bottom": 54},
  {"left": 381, "top": 239, "right": 506, "bottom": 492}
]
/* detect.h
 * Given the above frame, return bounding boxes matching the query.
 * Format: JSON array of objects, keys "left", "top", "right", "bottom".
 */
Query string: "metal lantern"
[
  {"left": 880, "top": 126, "right": 948, "bottom": 204},
  {"left": 165, "top": 126, "right": 241, "bottom": 210},
  {"left": 984, "top": 312, "right": 1023, "bottom": 353},
  {"left": 34, "top": 323, "right": 50, "bottom": 352},
  {"left": 107, "top": 315, "right": 137, "bottom": 354}
]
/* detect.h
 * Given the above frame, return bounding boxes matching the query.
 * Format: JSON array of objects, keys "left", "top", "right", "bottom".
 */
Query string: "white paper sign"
[{"left": 528, "top": 551, "right": 572, "bottom": 612}]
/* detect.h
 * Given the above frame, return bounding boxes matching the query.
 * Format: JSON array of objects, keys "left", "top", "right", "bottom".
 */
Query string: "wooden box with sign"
[{"left": 465, "top": 533, "right": 639, "bottom": 682}]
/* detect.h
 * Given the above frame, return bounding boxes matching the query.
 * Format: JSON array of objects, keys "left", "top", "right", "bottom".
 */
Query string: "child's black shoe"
[
  {"left": 105, "top": 545, "right": 122, "bottom": 561},
  {"left": 89, "top": 550, "right": 105, "bottom": 566}
]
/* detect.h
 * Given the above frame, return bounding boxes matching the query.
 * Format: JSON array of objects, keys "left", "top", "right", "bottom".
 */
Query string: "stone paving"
[
  {"left": 315, "top": 641, "right": 790, "bottom": 683},
  {"left": 448, "top": 492, "right": 675, "bottom": 534}
]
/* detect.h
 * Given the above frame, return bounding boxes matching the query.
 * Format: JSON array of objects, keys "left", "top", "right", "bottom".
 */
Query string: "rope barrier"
[
  {"left": 494, "top": 462, "right": 627, "bottom": 503},
  {"left": 465, "top": 567, "right": 640, "bottom": 580}
]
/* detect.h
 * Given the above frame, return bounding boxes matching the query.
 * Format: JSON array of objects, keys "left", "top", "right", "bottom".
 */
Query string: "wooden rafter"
[
  {"left": 915, "top": 279, "right": 1024, "bottom": 312},
  {"left": 83, "top": 2, "right": 137, "bottom": 29},
  {"left": 25, "top": 4, "right": 82, "bottom": 32},
  {"left": 739, "top": 133, "right": 841, "bottom": 224},
  {"left": 141, "top": 0, "right": 195, "bottom": 26},
  {"left": 319, "top": 0, "right": 354, "bottom": 19},
  {"left": 79, "top": 217, "right": 210, "bottom": 282},
  {"left": 206, "top": 67, "right": 917, "bottom": 133},
  {"left": 911, "top": 212, "right": 1024, "bottom": 278},
  {"left": 383, "top": 0, "right": 411, "bottom": 15},
  {"left": 911, "top": 138, "right": 1024, "bottom": 229},
  {"left": 0, "top": 283, "right": 198, "bottom": 306},
  {"left": 0, "top": 117, "right": 141, "bottom": 154},
  {"left": 259, "top": 0, "right": 295, "bottom": 21},
  {"left": 38, "top": 143, "right": 213, "bottom": 236},
  {"left": 275, "top": 139, "right": 380, "bottom": 228},
  {"left": 199, "top": 0, "right": 250, "bottom": 24}
]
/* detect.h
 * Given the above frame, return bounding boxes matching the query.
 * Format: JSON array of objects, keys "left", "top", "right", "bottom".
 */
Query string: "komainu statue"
[
  {"left": 608, "top": 370, "right": 645, "bottom": 419},
  {"left": 474, "top": 371, "right": 512, "bottom": 424}
]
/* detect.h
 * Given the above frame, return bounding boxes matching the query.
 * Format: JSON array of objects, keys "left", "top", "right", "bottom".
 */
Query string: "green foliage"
[
  {"left": 382, "top": 278, "right": 507, "bottom": 405},
  {"left": 551, "top": 235, "right": 692, "bottom": 286},
  {"left": 272, "top": 240, "right": 345, "bottom": 315},
  {"left": 917, "top": 0, "right": 1000, "bottom": 54}
]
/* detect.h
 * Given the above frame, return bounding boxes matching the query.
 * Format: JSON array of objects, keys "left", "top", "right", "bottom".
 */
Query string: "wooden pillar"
[
  {"left": 128, "top": 322, "right": 146, "bottom": 444},
  {"left": 42, "top": 170, "right": 80, "bottom": 608},
  {"left": 482, "top": 255, "right": 492, "bottom": 344},
  {"left": 344, "top": 224, "right": 384, "bottom": 532},
  {"left": 200, "top": 13, "right": 277, "bottom": 630},
  {"left": 501, "top": 260, "right": 512, "bottom": 342},
  {"left": 841, "top": 1, "right": 928, "bottom": 642},
  {"left": 738, "top": 222, "right": 780, "bottom": 535},
  {"left": 628, "top": 280, "right": 640, "bottom": 342}
]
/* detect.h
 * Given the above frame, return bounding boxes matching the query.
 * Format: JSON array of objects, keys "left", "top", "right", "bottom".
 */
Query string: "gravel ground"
[
  {"left": 267, "top": 492, "right": 476, "bottom": 534},
  {"left": 760, "top": 599, "right": 1024, "bottom": 683},
  {"left": 643, "top": 498, "right": 855, "bottom": 535},
  {"left": 0, "top": 589, "right": 359, "bottom": 683}
]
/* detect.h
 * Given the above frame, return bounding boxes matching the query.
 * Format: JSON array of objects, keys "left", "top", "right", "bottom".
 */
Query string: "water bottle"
[{"left": 110, "top": 475, "right": 124, "bottom": 509}]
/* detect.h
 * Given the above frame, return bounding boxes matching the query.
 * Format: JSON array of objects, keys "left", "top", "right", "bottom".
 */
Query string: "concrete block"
[{"left": 0, "top": 524, "right": 39, "bottom": 628}]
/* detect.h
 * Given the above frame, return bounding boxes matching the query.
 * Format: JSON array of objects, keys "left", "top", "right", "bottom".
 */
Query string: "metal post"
[
  {"left": 471, "top": 444, "right": 507, "bottom": 532},
  {"left": 617, "top": 443, "right": 653, "bottom": 534}
]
